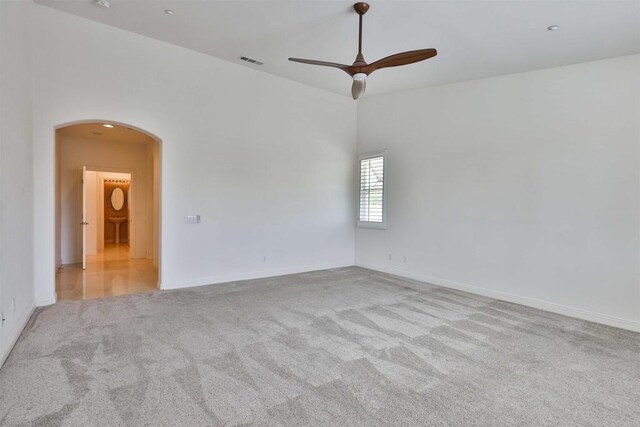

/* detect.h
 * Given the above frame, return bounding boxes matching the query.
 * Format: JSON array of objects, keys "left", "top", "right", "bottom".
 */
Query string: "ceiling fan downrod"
[{"left": 353, "top": 2, "right": 369, "bottom": 66}]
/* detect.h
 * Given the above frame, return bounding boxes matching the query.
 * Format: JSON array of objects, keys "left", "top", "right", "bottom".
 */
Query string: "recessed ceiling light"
[
  {"left": 103, "top": 124, "right": 114, "bottom": 128},
  {"left": 164, "top": 9, "right": 174, "bottom": 15},
  {"left": 95, "top": 0, "right": 110, "bottom": 8},
  {"left": 547, "top": 25, "right": 560, "bottom": 31}
]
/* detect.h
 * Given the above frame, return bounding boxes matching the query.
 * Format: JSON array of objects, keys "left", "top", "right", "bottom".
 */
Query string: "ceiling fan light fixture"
[{"left": 352, "top": 73, "right": 367, "bottom": 99}]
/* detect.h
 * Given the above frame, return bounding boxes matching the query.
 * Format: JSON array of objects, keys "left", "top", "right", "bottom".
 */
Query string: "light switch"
[{"left": 185, "top": 215, "right": 201, "bottom": 224}]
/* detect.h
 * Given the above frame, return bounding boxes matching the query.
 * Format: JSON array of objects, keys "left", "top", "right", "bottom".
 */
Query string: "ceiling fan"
[{"left": 288, "top": 2, "right": 437, "bottom": 100}]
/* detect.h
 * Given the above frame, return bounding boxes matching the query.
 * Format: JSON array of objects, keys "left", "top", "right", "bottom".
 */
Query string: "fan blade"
[
  {"left": 366, "top": 49, "right": 437, "bottom": 73},
  {"left": 351, "top": 74, "right": 366, "bottom": 100},
  {"left": 288, "top": 58, "right": 353, "bottom": 75}
]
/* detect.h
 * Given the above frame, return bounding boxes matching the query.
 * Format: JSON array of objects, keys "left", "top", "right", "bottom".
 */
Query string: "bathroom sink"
[{"left": 108, "top": 217, "right": 127, "bottom": 243}]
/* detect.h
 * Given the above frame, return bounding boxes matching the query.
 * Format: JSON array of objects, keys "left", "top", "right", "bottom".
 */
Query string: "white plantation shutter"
[{"left": 359, "top": 153, "right": 386, "bottom": 227}]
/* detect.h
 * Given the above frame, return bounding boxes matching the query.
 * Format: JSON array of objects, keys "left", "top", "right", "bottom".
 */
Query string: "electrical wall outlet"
[
  {"left": 262, "top": 256, "right": 267, "bottom": 262},
  {"left": 388, "top": 254, "right": 392, "bottom": 260},
  {"left": 185, "top": 215, "right": 201, "bottom": 224}
]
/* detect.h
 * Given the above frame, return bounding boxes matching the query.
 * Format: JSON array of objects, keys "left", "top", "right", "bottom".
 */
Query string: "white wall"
[
  {"left": 32, "top": 4, "right": 357, "bottom": 304},
  {"left": 145, "top": 143, "right": 159, "bottom": 264},
  {"left": 57, "top": 135, "right": 150, "bottom": 263},
  {"left": 0, "top": 0, "right": 36, "bottom": 365},
  {"left": 143, "top": 142, "right": 160, "bottom": 267},
  {"left": 356, "top": 55, "right": 640, "bottom": 331}
]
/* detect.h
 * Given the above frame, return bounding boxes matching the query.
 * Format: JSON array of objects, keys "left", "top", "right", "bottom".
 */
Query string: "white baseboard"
[
  {"left": 356, "top": 262, "right": 640, "bottom": 333},
  {"left": 162, "top": 261, "right": 354, "bottom": 291},
  {"left": 36, "top": 297, "right": 56, "bottom": 307},
  {"left": 1, "top": 303, "right": 36, "bottom": 368}
]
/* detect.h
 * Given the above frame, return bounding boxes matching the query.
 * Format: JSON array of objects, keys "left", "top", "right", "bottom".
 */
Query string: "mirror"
[{"left": 110, "top": 187, "right": 125, "bottom": 211}]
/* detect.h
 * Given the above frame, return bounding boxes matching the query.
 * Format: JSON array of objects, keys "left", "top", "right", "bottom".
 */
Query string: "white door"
[{"left": 82, "top": 166, "right": 87, "bottom": 270}]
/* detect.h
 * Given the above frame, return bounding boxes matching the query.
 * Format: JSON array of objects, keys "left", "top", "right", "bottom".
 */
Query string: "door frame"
[
  {"left": 82, "top": 166, "right": 87, "bottom": 269},
  {"left": 93, "top": 168, "right": 136, "bottom": 256},
  {"left": 53, "top": 119, "right": 163, "bottom": 304}
]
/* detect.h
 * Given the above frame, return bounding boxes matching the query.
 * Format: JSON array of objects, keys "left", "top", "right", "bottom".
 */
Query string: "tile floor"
[{"left": 55, "top": 243, "right": 158, "bottom": 302}]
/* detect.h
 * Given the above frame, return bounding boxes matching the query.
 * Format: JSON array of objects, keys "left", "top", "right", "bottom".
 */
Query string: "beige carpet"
[{"left": 1, "top": 267, "right": 639, "bottom": 426}]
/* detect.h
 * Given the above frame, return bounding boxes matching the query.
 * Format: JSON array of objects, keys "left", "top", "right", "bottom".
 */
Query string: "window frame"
[{"left": 357, "top": 151, "right": 387, "bottom": 230}]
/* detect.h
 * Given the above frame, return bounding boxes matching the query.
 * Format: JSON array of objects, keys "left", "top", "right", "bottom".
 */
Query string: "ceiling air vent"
[{"left": 240, "top": 56, "right": 264, "bottom": 66}]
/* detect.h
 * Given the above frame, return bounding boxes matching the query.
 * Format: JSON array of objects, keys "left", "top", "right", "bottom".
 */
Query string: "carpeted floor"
[{"left": 1, "top": 267, "right": 639, "bottom": 426}]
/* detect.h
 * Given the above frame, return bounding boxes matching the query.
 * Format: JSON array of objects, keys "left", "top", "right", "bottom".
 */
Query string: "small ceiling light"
[
  {"left": 95, "top": 0, "right": 110, "bottom": 8},
  {"left": 164, "top": 9, "right": 174, "bottom": 15},
  {"left": 547, "top": 25, "right": 560, "bottom": 31},
  {"left": 103, "top": 124, "right": 114, "bottom": 128}
]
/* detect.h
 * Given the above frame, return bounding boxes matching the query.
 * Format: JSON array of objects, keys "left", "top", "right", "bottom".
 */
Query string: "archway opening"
[{"left": 54, "top": 121, "right": 161, "bottom": 301}]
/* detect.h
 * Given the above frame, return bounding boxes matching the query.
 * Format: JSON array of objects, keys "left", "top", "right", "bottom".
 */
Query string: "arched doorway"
[{"left": 54, "top": 121, "right": 161, "bottom": 301}]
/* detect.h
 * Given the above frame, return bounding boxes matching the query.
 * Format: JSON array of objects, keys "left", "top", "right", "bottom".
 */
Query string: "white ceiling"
[{"left": 35, "top": 0, "right": 640, "bottom": 98}]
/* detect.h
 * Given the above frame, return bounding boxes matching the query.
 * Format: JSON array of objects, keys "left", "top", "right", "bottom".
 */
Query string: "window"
[{"left": 358, "top": 152, "right": 386, "bottom": 228}]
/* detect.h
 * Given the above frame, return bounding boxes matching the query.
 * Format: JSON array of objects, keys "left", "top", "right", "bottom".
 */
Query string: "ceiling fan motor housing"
[{"left": 354, "top": 3, "right": 370, "bottom": 15}]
